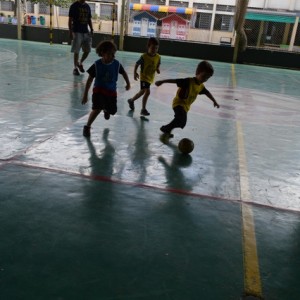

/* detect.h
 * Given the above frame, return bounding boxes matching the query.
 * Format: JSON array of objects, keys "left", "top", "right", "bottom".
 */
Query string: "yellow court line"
[
  {"left": 231, "top": 64, "right": 237, "bottom": 88},
  {"left": 233, "top": 63, "right": 263, "bottom": 298},
  {"left": 237, "top": 122, "right": 262, "bottom": 297}
]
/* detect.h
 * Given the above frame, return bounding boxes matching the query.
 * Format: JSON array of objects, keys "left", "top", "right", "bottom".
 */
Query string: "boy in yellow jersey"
[
  {"left": 155, "top": 60, "right": 220, "bottom": 138},
  {"left": 127, "top": 37, "right": 161, "bottom": 116}
]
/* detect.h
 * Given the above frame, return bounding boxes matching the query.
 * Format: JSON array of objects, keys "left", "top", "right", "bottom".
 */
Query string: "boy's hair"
[
  {"left": 96, "top": 40, "right": 117, "bottom": 56},
  {"left": 196, "top": 61, "right": 214, "bottom": 76},
  {"left": 147, "top": 37, "right": 159, "bottom": 47}
]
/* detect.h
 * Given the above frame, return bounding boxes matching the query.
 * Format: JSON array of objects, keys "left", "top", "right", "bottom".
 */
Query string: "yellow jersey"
[
  {"left": 172, "top": 77, "right": 206, "bottom": 112},
  {"left": 136, "top": 53, "right": 161, "bottom": 84}
]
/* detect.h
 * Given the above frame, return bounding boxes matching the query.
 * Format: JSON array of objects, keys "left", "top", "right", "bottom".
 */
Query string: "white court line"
[{"left": 0, "top": 48, "right": 17, "bottom": 64}]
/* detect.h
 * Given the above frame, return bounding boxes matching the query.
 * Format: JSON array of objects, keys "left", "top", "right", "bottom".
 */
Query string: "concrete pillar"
[
  {"left": 282, "top": 23, "right": 290, "bottom": 45},
  {"left": 263, "top": 0, "right": 269, "bottom": 9},
  {"left": 256, "top": 21, "right": 264, "bottom": 48},
  {"left": 289, "top": 16, "right": 299, "bottom": 51},
  {"left": 209, "top": 0, "right": 217, "bottom": 43},
  {"left": 289, "top": 0, "right": 296, "bottom": 11}
]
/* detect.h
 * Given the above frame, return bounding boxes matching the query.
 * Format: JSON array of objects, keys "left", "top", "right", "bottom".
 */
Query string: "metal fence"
[
  {"left": 0, "top": 0, "right": 299, "bottom": 52},
  {"left": 245, "top": 18, "right": 300, "bottom": 52}
]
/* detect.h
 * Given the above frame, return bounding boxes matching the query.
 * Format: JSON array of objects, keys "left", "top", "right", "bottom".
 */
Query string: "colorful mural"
[
  {"left": 132, "top": 11, "right": 158, "bottom": 37},
  {"left": 129, "top": 4, "right": 193, "bottom": 15}
]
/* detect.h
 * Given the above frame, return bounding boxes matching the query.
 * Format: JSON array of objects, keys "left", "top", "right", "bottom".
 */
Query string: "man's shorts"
[
  {"left": 71, "top": 32, "right": 92, "bottom": 54},
  {"left": 140, "top": 81, "right": 151, "bottom": 89},
  {"left": 92, "top": 93, "right": 117, "bottom": 115}
]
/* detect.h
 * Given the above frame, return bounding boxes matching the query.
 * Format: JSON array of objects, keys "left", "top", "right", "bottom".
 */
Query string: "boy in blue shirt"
[{"left": 82, "top": 41, "right": 131, "bottom": 137}]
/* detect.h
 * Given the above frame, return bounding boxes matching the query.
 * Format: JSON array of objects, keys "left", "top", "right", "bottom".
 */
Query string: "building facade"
[{"left": 0, "top": 0, "right": 299, "bottom": 50}]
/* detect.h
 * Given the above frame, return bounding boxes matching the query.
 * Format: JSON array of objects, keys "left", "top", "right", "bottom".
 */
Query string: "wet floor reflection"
[{"left": 158, "top": 136, "right": 193, "bottom": 191}]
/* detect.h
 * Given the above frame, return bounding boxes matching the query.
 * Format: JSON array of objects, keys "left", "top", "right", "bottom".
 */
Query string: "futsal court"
[{"left": 0, "top": 38, "right": 300, "bottom": 300}]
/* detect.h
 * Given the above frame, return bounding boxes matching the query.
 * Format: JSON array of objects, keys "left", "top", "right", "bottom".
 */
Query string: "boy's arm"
[
  {"left": 88, "top": 18, "right": 94, "bottom": 34},
  {"left": 68, "top": 17, "right": 73, "bottom": 40},
  {"left": 134, "top": 63, "right": 139, "bottom": 81},
  {"left": 82, "top": 75, "right": 94, "bottom": 104},
  {"left": 203, "top": 89, "right": 220, "bottom": 108},
  {"left": 155, "top": 79, "right": 177, "bottom": 86},
  {"left": 122, "top": 71, "right": 131, "bottom": 91},
  {"left": 88, "top": 6, "right": 93, "bottom": 33},
  {"left": 156, "top": 57, "right": 161, "bottom": 74},
  {"left": 68, "top": 5, "right": 73, "bottom": 39}
]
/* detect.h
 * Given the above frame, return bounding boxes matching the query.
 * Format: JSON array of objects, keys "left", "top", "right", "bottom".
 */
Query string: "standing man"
[{"left": 69, "top": 0, "right": 94, "bottom": 75}]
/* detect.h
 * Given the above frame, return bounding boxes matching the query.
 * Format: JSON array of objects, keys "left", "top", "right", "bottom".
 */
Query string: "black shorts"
[
  {"left": 140, "top": 81, "right": 151, "bottom": 89},
  {"left": 92, "top": 93, "right": 117, "bottom": 115}
]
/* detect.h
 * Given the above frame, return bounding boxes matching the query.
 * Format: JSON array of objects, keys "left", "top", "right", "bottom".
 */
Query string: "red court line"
[{"left": 8, "top": 160, "right": 300, "bottom": 215}]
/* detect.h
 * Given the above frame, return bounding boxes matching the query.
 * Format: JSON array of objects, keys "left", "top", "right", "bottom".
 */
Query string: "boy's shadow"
[
  {"left": 86, "top": 128, "right": 115, "bottom": 177},
  {"left": 130, "top": 117, "right": 150, "bottom": 183},
  {"left": 82, "top": 129, "right": 116, "bottom": 226},
  {"left": 158, "top": 136, "right": 193, "bottom": 192}
]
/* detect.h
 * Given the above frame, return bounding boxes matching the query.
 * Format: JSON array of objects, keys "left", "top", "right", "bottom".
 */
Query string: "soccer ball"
[{"left": 178, "top": 138, "right": 194, "bottom": 154}]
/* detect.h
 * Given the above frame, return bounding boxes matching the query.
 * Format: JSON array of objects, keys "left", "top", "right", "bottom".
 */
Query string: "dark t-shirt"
[{"left": 69, "top": 1, "right": 91, "bottom": 33}]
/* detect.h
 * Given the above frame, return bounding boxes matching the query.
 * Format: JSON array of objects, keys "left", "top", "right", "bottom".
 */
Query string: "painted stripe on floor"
[
  {"left": 232, "top": 64, "right": 262, "bottom": 298},
  {"left": 237, "top": 120, "right": 263, "bottom": 298},
  {"left": 231, "top": 64, "right": 237, "bottom": 88}
]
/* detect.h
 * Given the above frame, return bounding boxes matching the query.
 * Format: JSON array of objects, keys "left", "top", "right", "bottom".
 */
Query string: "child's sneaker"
[
  {"left": 127, "top": 99, "right": 135, "bottom": 110},
  {"left": 104, "top": 110, "right": 110, "bottom": 120},
  {"left": 73, "top": 68, "right": 80, "bottom": 76},
  {"left": 141, "top": 108, "right": 150, "bottom": 116},
  {"left": 83, "top": 125, "right": 91, "bottom": 137},
  {"left": 77, "top": 64, "right": 85, "bottom": 73},
  {"left": 160, "top": 126, "right": 174, "bottom": 138}
]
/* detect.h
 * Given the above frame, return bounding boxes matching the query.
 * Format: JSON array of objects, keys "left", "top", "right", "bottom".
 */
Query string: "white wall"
[
  {"left": 191, "top": 0, "right": 238, "bottom": 4},
  {"left": 191, "top": 0, "right": 229, "bottom": 4},
  {"left": 293, "top": 0, "right": 300, "bottom": 10},
  {"left": 216, "top": 0, "right": 235, "bottom": 5},
  {"left": 267, "top": 0, "right": 294, "bottom": 10},
  {"left": 248, "top": 0, "right": 300, "bottom": 10}
]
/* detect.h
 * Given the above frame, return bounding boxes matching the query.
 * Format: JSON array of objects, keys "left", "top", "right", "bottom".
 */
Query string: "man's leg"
[
  {"left": 80, "top": 51, "right": 89, "bottom": 65},
  {"left": 77, "top": 51, "right": 89, "bottom": 73},
  {"left": 72, "top": 53, "right": 80, "bottom": 75},
  {"left": 71, "top": 33, "right": 83, "bottom": 75},
  {"left": 78, "top": 34, "right": 92, "bottom": 72},
  {"left": 74, "top": 53, "right": 79, "bottom": 69}
]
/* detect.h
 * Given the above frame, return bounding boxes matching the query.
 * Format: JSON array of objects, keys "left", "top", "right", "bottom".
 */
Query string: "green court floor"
[{"left": 0, "top": 39, "right": 300, "bottom": 300}]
